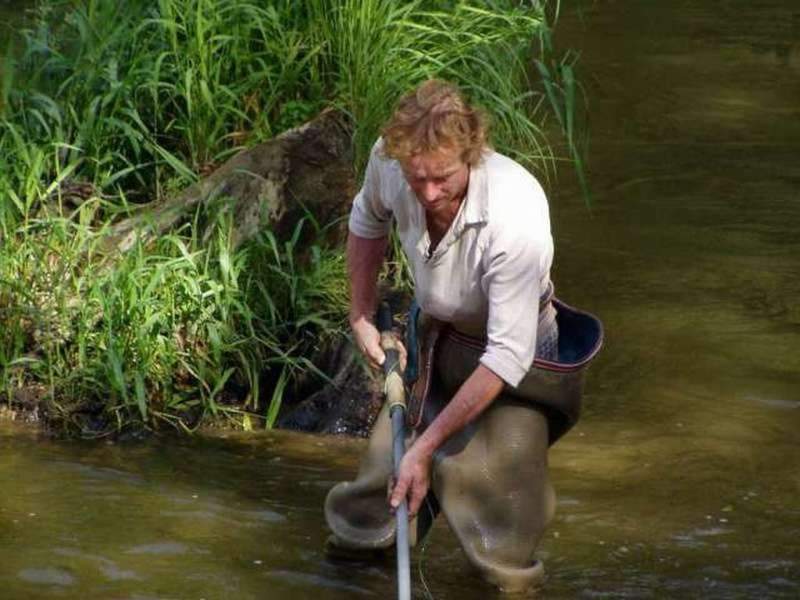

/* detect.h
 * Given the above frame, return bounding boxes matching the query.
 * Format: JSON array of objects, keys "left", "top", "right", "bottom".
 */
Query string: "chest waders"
[{"left": 324, "top": 294, "right": 603, "bottom": 593}]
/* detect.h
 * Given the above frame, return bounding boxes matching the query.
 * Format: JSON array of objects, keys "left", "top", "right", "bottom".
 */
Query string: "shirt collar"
[{"left": 463, "top": 156, "right": 489, "bottom": 226}]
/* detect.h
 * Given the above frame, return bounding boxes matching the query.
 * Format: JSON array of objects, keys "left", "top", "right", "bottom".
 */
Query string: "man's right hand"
[
  {"left": 351, "top": 315, "right": 408, "bottom": 372},
  {"left": 351, "top": 316, "right": 386, "bottom": 370}
]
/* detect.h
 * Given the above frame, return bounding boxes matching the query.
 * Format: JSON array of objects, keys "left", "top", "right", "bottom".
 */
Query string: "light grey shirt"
[{"left": 349, "top": 140, "right": 554, "bottom": 387}]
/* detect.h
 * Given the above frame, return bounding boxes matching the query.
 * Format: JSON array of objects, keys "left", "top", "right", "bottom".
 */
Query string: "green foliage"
[
  {"left": 535, "top": 27, "right": 592, "bottom": 206},
  {"left": 1, "top": 0, "right": 570, "bottom": 219},
  {"left": 0, "top": 202, "right": 347, "bottom": 435},
  {"left": 304, "top": 0, "right": 558, "bottom": 173},
  {"left": 0, "top": 0, "right": 581, "bottom": 435}
]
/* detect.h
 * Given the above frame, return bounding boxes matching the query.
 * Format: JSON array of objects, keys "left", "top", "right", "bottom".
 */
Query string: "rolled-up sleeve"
[
  {"left": 348, "top": 142, "right": 393, "bottom": 239},
  {"left": 478, "top": 228, "right": 546, "bottom": 387}
]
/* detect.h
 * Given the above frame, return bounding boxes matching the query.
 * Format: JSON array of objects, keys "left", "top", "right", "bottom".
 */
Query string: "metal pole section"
[
  {"left": 391, "top": 404, "right": 412, "bottom": 600},
  {"left": 377, "top": 302, "right": 411, "bottom": 600}
]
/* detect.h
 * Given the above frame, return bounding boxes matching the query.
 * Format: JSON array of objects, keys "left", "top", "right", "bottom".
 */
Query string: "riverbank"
[{"left": 0, "top": 0, "right": 576, "bottom": 437}]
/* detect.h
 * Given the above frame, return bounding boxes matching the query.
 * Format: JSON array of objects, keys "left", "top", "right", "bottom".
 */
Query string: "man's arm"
[
  {"left": 347, "top": 231, "right": 389, "bottom": 368},
  {"left": 389, "top": 363, "right": 504, "bottom": 517}
]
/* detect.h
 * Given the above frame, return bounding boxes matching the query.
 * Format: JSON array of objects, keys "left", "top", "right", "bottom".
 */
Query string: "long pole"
[{"left": 377, "top": 302, "right": 411, "bottom": 600}]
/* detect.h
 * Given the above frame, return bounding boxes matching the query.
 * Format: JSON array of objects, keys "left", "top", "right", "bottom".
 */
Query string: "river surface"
[{"left": 2, "top": 0, "right": 800, "bottom": 598}]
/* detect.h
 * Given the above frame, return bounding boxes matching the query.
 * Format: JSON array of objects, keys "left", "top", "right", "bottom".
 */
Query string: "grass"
[
  {"left": 0, "top": 0, "right": 582, "bottom": 436},
  {"left": 0, "top": 157, "right": 351, "bottom": 436},
  {"left": 1, "top": 198, "right": 347, "bottom": 436}
]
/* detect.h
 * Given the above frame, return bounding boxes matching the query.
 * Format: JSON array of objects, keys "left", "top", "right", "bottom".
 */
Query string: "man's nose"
[{"left": 421, "top": 181, "right": 439, "bottom": 202}]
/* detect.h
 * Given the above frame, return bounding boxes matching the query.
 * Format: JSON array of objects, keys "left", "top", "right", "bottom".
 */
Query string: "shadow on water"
[{"left": 1, "top": 0, "right": 799, "bottom": 598}]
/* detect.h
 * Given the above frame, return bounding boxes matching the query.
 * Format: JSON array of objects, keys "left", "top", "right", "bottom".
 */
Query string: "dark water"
[{"left": 2, "top": 0, "right": 799, "bottom": 598}]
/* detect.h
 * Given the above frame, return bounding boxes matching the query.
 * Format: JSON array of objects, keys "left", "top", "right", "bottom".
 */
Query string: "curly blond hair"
[{"left": 381, "top": 79, "right": 490, "bottom": 166}]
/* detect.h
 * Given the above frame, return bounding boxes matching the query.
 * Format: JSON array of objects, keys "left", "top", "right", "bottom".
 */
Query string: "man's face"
[{"left": 400, "top": 148, "right": 470, "bottom": 215}]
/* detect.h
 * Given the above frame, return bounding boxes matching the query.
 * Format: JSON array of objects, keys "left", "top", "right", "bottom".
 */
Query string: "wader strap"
[
  {"left": 405, "top": 282, "right": 556, "bottom": 430},
  {"left": 407, "top": 316, "right": 444, "bottom": 429}
]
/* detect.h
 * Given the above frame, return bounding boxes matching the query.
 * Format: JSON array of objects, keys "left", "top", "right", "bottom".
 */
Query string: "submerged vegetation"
[{"left": 0, "top": 0, "right": 580, "bottom": 436}]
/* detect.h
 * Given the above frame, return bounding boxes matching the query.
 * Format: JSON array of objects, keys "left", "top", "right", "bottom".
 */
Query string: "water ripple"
[{"left": 18, "top": 567, "right": 75, "bottom": 586}]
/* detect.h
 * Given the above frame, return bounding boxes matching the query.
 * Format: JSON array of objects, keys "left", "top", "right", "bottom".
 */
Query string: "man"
[{"left": 325, "top": 80, "right": 602, "bottom": 592}]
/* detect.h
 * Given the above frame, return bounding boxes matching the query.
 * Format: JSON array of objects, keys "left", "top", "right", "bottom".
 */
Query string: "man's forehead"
[{"left": 403, "top": 150, "right": 463, "bottom": 175}]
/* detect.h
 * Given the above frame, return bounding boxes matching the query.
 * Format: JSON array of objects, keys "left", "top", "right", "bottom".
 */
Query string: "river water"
[{"left": 2, "top": 0, "right": 799, "bottom": 598}]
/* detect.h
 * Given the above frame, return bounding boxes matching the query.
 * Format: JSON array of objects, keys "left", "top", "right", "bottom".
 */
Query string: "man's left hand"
[{"left": 389, "top": 445, "right": 432, "bottom": 519}]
